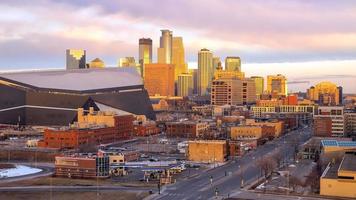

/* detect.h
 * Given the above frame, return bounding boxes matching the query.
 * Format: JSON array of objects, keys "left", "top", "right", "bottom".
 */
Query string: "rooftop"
[
  {"left": 0, "top": 67, "right": 142, "bottom": 91},
  {"left": 339, "top": 152, "right": 356, "bottom": 172},
  {"left": 321, "top": 140, "right": 356, "bottom": 148}
]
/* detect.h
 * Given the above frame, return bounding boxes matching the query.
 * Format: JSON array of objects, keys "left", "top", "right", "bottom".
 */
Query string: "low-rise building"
[
  {"left": 245, "top": 119, "right": 284, "bottom": 138},
  {"left": 38, "top": 107, "right": 134, "bottom": 149},
  {"left": 230, "top": 125, "right": 275, "bottom": 143},
  {"left": 188, "top": 140, "right": 227, "bottom": 163},
  {"left": 320, "top": 151, "right": 356, "bottom": 198},
  {"left": 55, "top": 154, "right": 109, "bottom": 179},
  {"left": 321, "top": 140, "right": 356, "bottom": 153},
  {"left": 166, "top": 121, "right": 209, "bottom": 138},
  {"left": 298, "top": 137, "right": 352, "bottom": 160}
]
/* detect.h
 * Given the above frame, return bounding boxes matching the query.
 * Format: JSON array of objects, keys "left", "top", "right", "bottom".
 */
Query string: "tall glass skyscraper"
[
  {"left": 139, "top": 38, "right": 152, "bottom": 77},
  {"left": 157, "top": 29, "right": 172, "bottom": 64},
  {"left": 197, "top": 48, "right": 213, "bottom": 96},
  {"left": 225, "top": 56, "right": 241, "bottom": 72}
]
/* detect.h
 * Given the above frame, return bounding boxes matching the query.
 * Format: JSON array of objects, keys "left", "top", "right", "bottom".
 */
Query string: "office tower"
[
  {"left": 314, "top": 106, "right": 345, "bottom": 137},
  {"left": 211, "top": 75, "right": 256, "bottom": 106},
  {"left": 144, "top": 63, "right": 175, "bottom": 96},
  {"left": 214, "top": 62, "right": 245, "bottom": 80},
  {"left": 338, "top": 86, "right": 343, "bottom": 105},
  {"left": 172, "top": 37, "right": 188, "bottom": 80},
  {"left": 89, "top": 58, "right": 105, "bottom": 68},
  {"left": 307, "top": 82, "right": 341, "bottom": 106},
  {"left": 197, "top": 48, "right": 213, "bottom": 96},
  {"left": 225, "top": 57, "right": 241, "bottom": 72},
  {"left": 251, "top": 76, "right": 264, "bottom": 97},
  {"left": 177, "top": 73, "right": 193, "bottom": 97},
  {"left": 242, "top": 78, "right": 257, "bottom": 105},
  {"left": 212, "top": 57, "right": 221, "bottom": 78},
  {"left": 119, "top": 57, "right": 137, "bottom": 67},
  {"left": 211, "top": 78, "right": 243, "bottom": 106},
  {"left": 139, "top": 38, "right": 152, "bottom": 77},
  {"left": 66, "top": 49, "right": 86, "bottom": 70},
  {"left": 267, "top": 74, "right": 287, "bottom": 96},
  {"left": 157, "top": 29, "right": 172, "bottom": 64},
  {"left": 189, "top": 68, "right": 198, "bottom": 95}
]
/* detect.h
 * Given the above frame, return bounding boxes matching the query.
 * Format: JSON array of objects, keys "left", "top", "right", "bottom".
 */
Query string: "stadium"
[{"left": 0, "top": 67, "right": 155, "bottom": 126}]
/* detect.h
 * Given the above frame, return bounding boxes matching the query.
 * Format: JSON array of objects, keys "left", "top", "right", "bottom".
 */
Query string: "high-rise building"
[
  {"left": 197, "top": 48, "right": 213, "bottom": 96},
  {"left": 157, "top": 30, "right": 172, "bottom": 64},
  {"left": 214, "top": 62, "right": 245, "bottom": 80},
  {"left": 177, "top": 73, "right": 193, "bottom": 97},
  {"left": 211, "top": 77, "right": 256, "bottom": 106},
  {"left": 307, "top": 82, "right": 341, "bottom": 106},
  {"left": 267, "top": 74, "right": 287, "bottom": 96},
  {"left": 345, "top": 111, "right": 356, "bottom": 138},
  {"left": 144, "top": 63, "right": 175, "bottom": 97},
  {"left": 89, "top": 58, "right": 105, "bottom": 68},
  {"left": 251, "top": 76, "right": 264, "bottom": 97},
  {"left": 66, "top": 49, "right": 86, "bottom": 70},
  {"left": 139, "top": 38, "right": 152, "bottom": 77},
  {"left": 211, "top": 78, "right": 243, "bottom": 106},
  {"left": 119, "top": 57, "right": 141, "bottom": 75},
  {"left": 242, "top": 78, "right": 257, "bottom": 105},
  {"left": 172, "top": 37, "right": 188, "bottom": 80},
  {"left": 119, "top": 57, "right": 137, "bottom": 67},
  {"left": 188, "top": 68, "right": 198, "bottom": 95},
  {"left": 212, "top": 57, "right": 221, "bottom": 78},
  {"left": 225, "top": 57, "right": 241, "bottom": 72},
  {"left": 314, "top": 106, "right": 345, "bottom": 137}
]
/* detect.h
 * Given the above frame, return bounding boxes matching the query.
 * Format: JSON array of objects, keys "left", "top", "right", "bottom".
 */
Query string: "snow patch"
[{"left": 0, "top": 165, "right": 42, "bottom": 178}]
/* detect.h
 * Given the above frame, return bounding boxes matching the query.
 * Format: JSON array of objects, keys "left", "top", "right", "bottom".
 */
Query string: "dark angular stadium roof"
[{"left": 0, "top": 67, "right": 142, "bottom": 91}]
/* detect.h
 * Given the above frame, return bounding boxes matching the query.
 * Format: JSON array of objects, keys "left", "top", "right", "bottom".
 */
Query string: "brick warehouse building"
[
  {"left": 0, "top": 67, "right": 155, "bottom": 126},
  {"left": 38, "top": 108, "right": 134, "bottom": 149},
  {"left": 55, "top": 155, "right": 109, "bottom": 179}
]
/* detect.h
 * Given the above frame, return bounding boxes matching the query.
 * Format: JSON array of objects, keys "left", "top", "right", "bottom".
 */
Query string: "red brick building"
[
  {"left": 38, "top": 114, "right": 134, "bottom": 149},
  {"left": 133, "top": 123, "right": 160, "bottom": 136},
  {"left": 166, "top": 121, "right": 209, "bottom": 138},
  {"left": 313, "top": 116, "right": 333, "bottom": 137},
  {"left": 55, "top": 155, "right": 109, "bottom": 179}
]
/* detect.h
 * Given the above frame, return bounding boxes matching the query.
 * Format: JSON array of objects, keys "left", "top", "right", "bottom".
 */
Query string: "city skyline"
[{"left": 0, "top": 0, "right": 356, "bottom": 93}]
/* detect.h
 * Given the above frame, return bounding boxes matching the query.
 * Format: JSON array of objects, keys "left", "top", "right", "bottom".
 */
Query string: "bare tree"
[
  {"left": 257, "top": 156, "right": 277, "bottom": 179},
  {"left": 273, "top": 151, "right": 284, "bottom": 168},
  {"left": 289, "top": 176, "right": 302, "bottom": 192}
]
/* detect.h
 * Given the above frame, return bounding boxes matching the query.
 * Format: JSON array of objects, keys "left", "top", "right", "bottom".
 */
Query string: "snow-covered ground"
[{"left": 0, "top": 165, "right": 42, "bottom": 178}]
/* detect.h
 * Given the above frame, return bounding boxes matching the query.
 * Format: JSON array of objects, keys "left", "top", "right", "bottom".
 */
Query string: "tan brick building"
[
  {"left": 188, "top": 140, "right": 227, "bottom": 163},
  {"left": 166, "top": 121, "right": 209, "bottom": 138}
]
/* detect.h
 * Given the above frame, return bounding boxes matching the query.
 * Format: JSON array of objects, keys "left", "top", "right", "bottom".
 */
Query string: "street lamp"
[{"left": 238, "top": 165, "right": 244, "bottom": 188}]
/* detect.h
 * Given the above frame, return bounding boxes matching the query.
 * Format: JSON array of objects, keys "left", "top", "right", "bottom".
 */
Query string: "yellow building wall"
[
  {"left": 109, "top": 155, "right": 125, "bottom": 164},
  {"left": 320, "top": 178, "right": 356, "bottom": 198},
  {"left": 245, "top": 119, "right": 283, "bottom": 137},
  {"left": 188, "top": 141, "right": 226, "bottom": 163},
  {"left": 323, "top": 146, "right": 356, "bottom": 153},
  {"left": 230, "top": 126, "right": 263, "bottom": 140},
  {"left": 77, "top": 108, "right": 116, "bottom": 128}
]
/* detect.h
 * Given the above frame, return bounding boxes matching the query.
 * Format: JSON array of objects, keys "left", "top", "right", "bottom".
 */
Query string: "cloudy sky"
[{"left": 0, "top": 0, "right": 356, "bottom": 92}]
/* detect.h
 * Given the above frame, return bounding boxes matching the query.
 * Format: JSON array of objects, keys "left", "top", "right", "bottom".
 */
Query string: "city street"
[{"left": 147, "top": 127, "right": 312, "bottom": 200}]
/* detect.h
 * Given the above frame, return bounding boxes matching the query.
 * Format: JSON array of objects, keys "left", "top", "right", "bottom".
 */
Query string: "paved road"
[
  {"left": 0, "top": 185, "right": 152, "bottom": 192},
  {"left": 147, "top": 127, "right": 312, "bottom": 200}
]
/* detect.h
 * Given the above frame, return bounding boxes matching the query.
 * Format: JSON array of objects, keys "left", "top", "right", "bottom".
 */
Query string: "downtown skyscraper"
[
  {"left": 197, "top": 48, "right": 213, "bottom": 96},
  {"left": 139, "top": 38, "right": 152, "bottom": 77},
  {"left": 66, "top": 49, "right": 86, "bottom": 70},
  {"left": 157, "top": 30, "right": 173, "bottom": 64}
]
